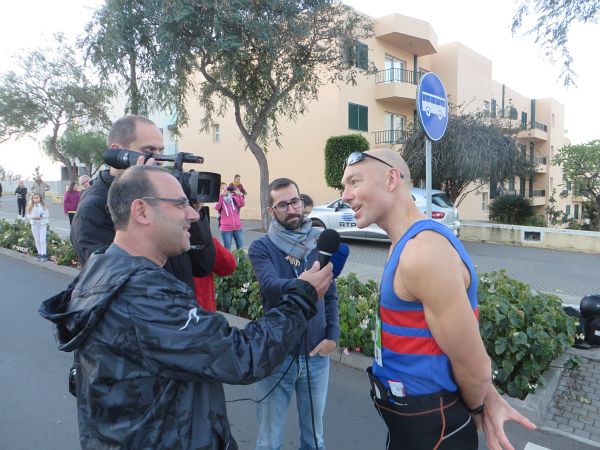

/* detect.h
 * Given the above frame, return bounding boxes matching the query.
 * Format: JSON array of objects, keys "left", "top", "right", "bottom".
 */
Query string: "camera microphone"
[{"left": 317, "top": 229, "right": 340, "bottom": 270}]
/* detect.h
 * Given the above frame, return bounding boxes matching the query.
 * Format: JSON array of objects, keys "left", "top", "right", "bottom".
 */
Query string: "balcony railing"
[
  {"left": 532, "top": 156, "right": 547, "bottom": 164},
  {"left": 531, "top": 189, "right": 546, "bottom": 197},
  {"left": 533, "top": 121, "right": 548, "bottom": 132},
  {"left": 375, "top": 69, "right": 422, "bottom": 85},
  {"left": 373, "top": 129, "right": 406, "bottom": 145}
]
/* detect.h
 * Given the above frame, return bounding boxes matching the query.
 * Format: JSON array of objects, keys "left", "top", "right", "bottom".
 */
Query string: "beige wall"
[{"left": 177, "top": 10, "right": 572, "bottom": 223}]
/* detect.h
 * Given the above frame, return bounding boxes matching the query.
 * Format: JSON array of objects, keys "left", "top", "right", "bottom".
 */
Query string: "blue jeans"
[
  {"left": 255, "top": 354, "right": 330, "bottom": 450},
  {"left": 221, "top": 229, "right": 243, "bottom": 250}
]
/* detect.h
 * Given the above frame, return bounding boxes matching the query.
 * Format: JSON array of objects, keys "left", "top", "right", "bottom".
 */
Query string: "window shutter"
[
  {"left": 348, "top": 103, "right": 359, "bottom": 130},
  {"left": 357, "top": 42, "right": 368, "bottom": 70},
  {"left": 358, "top": 105, "right": 368, "bottom": 132}
]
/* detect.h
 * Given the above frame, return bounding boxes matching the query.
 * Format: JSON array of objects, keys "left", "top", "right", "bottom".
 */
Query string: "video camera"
[{"left": 102, "top": 148, "right": 221, "bottom": 203}]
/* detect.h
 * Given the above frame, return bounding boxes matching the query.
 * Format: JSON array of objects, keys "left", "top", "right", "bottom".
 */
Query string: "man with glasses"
[
  {"left": 248, "top": 178, "right": 339, "bottom": 450},
  {"left": 341, "top": 149, "right": 536, "bottom": 450},
  {"left": 71, "top": 115, "right": 216, "bottom": 288},
  {"left": 41, "top": 165, "right": 333, "bottom": 449}
]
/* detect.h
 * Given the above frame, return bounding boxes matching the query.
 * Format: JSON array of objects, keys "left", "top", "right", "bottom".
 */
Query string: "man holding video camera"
[{"left": 70, "top": 115, "right": 216, "bottom": 286}]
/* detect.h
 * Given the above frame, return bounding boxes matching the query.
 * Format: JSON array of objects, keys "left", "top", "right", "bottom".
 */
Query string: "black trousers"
[
  {"left": 17, "top": 198, "right": 26, "bottom": 217},
  {"left": 372, "top": 392, "right": 477, "bottom": 450}
]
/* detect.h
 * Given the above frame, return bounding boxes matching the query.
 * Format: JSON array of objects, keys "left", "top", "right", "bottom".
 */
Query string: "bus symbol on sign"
[
  {"left": 421, "top": 91, "right": 447, "bottom": 120},
  {"left": 416, "top": 72, "right": 448, "bottom": 142}
]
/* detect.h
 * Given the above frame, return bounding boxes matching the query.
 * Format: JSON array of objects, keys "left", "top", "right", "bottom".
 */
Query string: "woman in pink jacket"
[
  {"left": 63, "top": 181, "right": 81, "bottom": 225},
  {"left": 214, "top": 182, "right": 245, "bottom": 250}
]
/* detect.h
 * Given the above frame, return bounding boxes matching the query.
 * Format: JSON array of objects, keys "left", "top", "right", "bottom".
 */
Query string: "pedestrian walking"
[
  {"left": 63, "top": 181, "right": 80, "bottom": 225},
  {"left": 26, "top": 192, "right": 49, "bottom": 261},
  {"left": 15, "top": 181, "right": 27, "bottom": 217}
]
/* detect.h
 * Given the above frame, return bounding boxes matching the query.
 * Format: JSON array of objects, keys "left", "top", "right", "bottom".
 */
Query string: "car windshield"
[{"left": 431, "top": 193, "right": 454, "bottom": 208}]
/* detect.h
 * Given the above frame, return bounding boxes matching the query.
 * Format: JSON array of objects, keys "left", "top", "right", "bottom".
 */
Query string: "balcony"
[
  {"left": 532, "top": 156, "right": 547, "bottom": 173},
  {"left": 374, "top": 69, "right": 418, "bottom": 106},
  {"left": 529, "top": 189, "right": 546, "bottom": 206},
  {"left": 374, "top": 14, "right": 438, "bottom": 56},
  {"left": 517, "top": 121, "right": 548, "bottom": 142},
  {"left": 373, "top": 129, "right": 406, "bottom": 145}
]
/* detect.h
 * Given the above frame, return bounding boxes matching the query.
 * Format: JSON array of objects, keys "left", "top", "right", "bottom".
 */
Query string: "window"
[
  {"left": 483, "top": 100, "right": 490, "bottom": 114},
  {"left": 384, "top": 112, "right": 405, "bottom": 143},
  {"left": 509, "top": 106, "right": 518, "bottom": 120},
  {"left": 574, "top": 204, "right": 579, "bottom": 219},
  {"left": 552, "top": 113, "right": 556, "bottom": 127},
  {"left": 481, "top": 192, "right": 488, "bottom": 211},
  {"left": 213, "top": 124, "right": 221, "bottom": 143},
  {"left": 565, "top": 205, "right": 571, "bottom": 217},
  {"left": 521, "top": 111, "right": 527, "bottom": 129},
  {"left": 348, "top": 103, "right": 368, "bottom": 132},
  {"left": 550, "top": 177, "right": 553, "bottom": 190},
  {"left": 346, "top": 41, "right": 368, "bottom": 70},
  {"left": 550, "top": 145, "right": 554, "bottom": 158},
  {"left": 491, "top": 99, "right": 497, "bottom": 118},
  {"left": 384, "top": 55, "right": 405, "bottom": 82}
]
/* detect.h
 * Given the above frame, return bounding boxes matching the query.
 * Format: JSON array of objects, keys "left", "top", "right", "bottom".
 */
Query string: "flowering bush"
[
  {"left": 0, "top": 218, "right": 79, "bottom": 267},
  {"left": 479, "top": 270, "right": 577, "bottom": 399},
  {"left": 215, "top": 249, "right": 262, "bottom": 319},
  {"left": 336, "top": 273, "right": 379, "bottom": 356}
]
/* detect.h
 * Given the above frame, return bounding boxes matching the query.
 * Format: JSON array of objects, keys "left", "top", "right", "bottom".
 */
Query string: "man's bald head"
[{"left": 365, "top": 148, "right": 411, "bottom": 184}]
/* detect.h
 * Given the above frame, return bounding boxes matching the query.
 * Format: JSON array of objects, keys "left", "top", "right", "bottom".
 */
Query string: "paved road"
[{"left": 1, "top": 252, "right": 597, "bottom": 450}]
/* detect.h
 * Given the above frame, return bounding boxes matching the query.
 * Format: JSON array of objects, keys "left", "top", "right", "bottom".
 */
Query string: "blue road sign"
[{"left": 416, "top": 72, "right": 448, "bottom": 141}]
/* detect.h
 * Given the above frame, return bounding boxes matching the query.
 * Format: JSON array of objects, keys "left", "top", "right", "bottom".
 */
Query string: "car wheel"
[{"left": 311, "top": 219, "right": 326, "bottom": 229}]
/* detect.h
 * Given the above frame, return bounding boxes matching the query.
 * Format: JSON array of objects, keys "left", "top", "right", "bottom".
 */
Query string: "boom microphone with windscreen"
[{"left": 317, "top": 229, "right": 341, "bottom": 270}]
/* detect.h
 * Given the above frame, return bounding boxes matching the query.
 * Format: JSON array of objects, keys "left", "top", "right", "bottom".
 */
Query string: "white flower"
[
  {"left": 370, "top": 330, "right": 376, "bottom": 342},
  {"left": 359, "top": 318, "right": 369, "bottom": 330}
]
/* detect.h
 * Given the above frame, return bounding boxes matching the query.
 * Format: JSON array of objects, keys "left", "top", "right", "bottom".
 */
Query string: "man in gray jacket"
[{"left": 40, "top": 165, "right": 333, "bottom": 450}]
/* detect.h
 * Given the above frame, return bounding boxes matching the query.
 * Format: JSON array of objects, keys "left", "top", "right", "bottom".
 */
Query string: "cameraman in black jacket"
[{"left": 71, "top": 115, "right": 215, "bottom": 286}]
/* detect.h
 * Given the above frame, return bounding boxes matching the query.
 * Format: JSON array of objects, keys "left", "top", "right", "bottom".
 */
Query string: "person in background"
[
  {"left": 229, "top": 174, "right": 247, "bottom": 196},
  {"left": 249, "top": 178, "right": 339, "bottom": 450},
  {"left": 63, "top": 181, "right": 81, "bottom": 225},
  {"left": 32, "top": 175, "right": 51, "bottom": 199},
  {"left": 300, "top": 193, "right": 314, "bottom": 216},
  {"left": 0, "top": 181, "right": 3, "bottom": 198},
  {"left": 15, "top": 181, "right": 27, "bottom": 217},
  {"left": 214, "top": 182, "right": 245, "bottom": 250},
  {"left": 26, "top": 192, "right": 50, "bottom": 261},
  {"left": 193, "top": 236, "right": 237, "bottom": 312},
  {"left": 78, "top": 175, "right": 91, "bottom": 191}
]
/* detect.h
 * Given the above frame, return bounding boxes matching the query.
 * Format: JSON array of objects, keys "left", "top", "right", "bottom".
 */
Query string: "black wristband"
[{"left": 467, "top": 404, "right": 484, "bottom": 415}]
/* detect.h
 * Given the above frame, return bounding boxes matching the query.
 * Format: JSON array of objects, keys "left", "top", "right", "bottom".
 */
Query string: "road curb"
[{"left": 0, "top": 246, "right": 79, "bottom": 278}]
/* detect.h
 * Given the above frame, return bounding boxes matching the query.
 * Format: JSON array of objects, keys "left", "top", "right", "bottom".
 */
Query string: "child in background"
[{"left": 26, "top": 193, "right": 50, "bottom": 261}]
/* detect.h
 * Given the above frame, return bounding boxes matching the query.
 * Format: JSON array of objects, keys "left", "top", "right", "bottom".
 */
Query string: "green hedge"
[
  {"left": 324, "top": 134, "right": 369, "bottom": 190},
  {"left": 215, "top": 252, "right": 577, "bottom": 399}
]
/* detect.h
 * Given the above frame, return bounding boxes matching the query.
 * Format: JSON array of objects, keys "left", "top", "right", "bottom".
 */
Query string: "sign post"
[{"left": 416, "top": 72, "right": 448, "bottom": 218}]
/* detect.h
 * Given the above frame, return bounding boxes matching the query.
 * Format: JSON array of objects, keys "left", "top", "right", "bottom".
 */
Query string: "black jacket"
[
  {"left": 70, "top": 170, "right": 215, "bottom": 289},
  {"left": 39, "top": 245, "right": 317, "bottom": 450}
]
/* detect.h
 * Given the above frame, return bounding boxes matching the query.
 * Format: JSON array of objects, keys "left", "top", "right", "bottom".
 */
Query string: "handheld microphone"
[{"left": 317, "top": 229, "right": 341, "bottom": 270}]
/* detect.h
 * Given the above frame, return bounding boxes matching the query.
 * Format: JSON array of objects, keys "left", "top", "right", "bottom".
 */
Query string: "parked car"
[{"left": 308, "top": 187, "right": 460, "bottom": 241}]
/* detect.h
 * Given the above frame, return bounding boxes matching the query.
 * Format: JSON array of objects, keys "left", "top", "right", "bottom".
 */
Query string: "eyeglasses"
[
  {"left": 343, "top": 152, "right": 404, "bottom": 178},
  {"left": 141, "top": 197, "right": 190, "bottom": 209},
  {"left": 271, "top": 197, "right": 304, "bottom": 213}
]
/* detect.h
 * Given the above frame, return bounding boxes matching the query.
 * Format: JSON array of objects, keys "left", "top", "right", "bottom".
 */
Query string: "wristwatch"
[{"left": 467, "top": 404, "right": 485, "bottom": 415}]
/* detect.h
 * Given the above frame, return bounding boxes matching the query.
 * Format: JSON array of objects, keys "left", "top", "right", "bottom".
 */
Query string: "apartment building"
[{"left": 177, "top": 12, "right": 576, "bottom": 222}]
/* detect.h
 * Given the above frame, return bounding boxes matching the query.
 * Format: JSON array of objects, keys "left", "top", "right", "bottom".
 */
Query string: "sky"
[{"left": 1, "top": 0, "right": 598, "bottom": 180}]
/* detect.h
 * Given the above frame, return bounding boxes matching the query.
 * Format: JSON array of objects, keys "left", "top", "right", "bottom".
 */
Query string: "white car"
[{"left": 308, "top": 187, "right": 460, "bottom": 241}]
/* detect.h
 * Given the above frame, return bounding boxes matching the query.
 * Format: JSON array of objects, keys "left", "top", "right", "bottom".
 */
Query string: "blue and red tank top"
[{"left": 372, "top": 219, "right": 479, "bottom": 396}]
